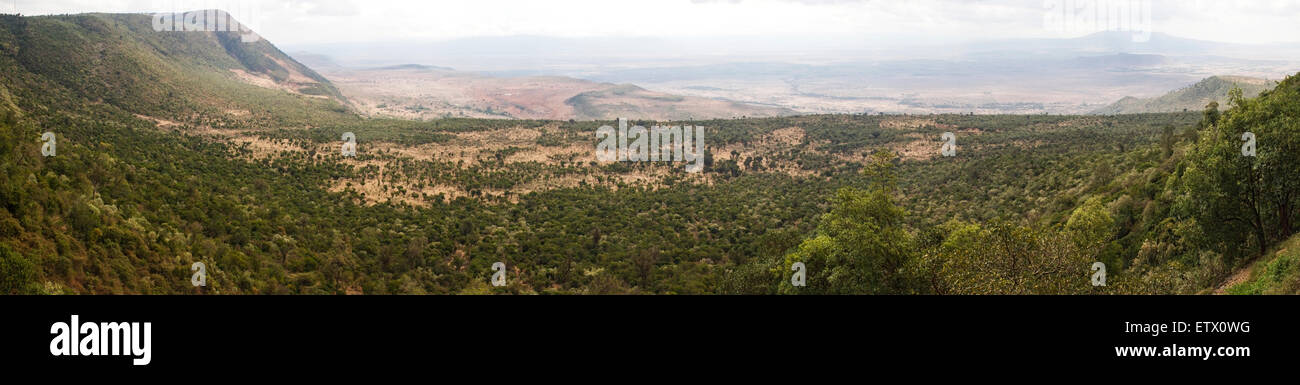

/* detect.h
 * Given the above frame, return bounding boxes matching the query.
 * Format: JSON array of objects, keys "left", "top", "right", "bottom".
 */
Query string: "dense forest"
[{"left": 1, "top": 13, "right": 1298, "bottom": 294}]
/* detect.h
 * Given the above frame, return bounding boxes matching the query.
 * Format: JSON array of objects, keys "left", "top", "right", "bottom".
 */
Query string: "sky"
[{"left": 8, "top": 0, "right": 1300, "bottom": 46}]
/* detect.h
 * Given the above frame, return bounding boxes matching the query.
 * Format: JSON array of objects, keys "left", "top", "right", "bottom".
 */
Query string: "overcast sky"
[{"left": 9, "top": 0, "right": 1300, "bottom": 46}]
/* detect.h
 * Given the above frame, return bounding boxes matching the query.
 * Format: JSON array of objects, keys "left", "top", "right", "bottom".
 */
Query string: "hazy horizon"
[
  {"left": 8, "top": 2, "right": 1300, "bottom": 115},
  {"left": 11, "top": 0, "right": 1300, "bottom": 47}
]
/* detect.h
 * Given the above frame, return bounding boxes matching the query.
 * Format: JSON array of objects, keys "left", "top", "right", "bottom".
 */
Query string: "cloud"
[
  {"left": 11, "top": 0, "right": 1300, "bottom": 45},
  {"left": 282, "top": 0, "right": 358, "bottom": 17}
]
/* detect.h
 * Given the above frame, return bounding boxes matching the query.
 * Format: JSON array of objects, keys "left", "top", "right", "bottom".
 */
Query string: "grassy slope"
[
  {"left": 1226, "top": 235, "right": 1300, "bottom": 294},
  {"left": 1094, "top": 76, "right": 1272, "bottom": 114}
]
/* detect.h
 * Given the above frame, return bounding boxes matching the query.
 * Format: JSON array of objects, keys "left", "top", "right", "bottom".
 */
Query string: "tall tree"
[
  {"left": 1179, "top": 79, "right": 1300, "bottom": 259},
  {"left": 780, "top": 151, "right": 913, "bottom": 294}
]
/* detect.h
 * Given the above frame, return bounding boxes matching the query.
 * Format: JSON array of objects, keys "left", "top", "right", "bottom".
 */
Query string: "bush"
[{"left": 0, "top": 243, "right": 37, "bottom": 294}]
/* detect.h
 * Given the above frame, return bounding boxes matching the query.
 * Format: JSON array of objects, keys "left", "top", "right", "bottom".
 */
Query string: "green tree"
[
  {"left": 780, "top": 151, "right": 913, "bottom": 294},
  {"left": 1179, "top": 80, "right": 1300, "bottom": 260},
  {"left": 1160, "top": 124, "right": 1176, "bottom": 159},
  {"left": 1065, "top": 196, "right": 1115, "bottom": 257},
  {"left": 924, "top": 221, "right": 1095, "bottom": 294},
  {"left": 0, "top": 243, "right": 36, "bottom": 295},
  {"left": 1200, "top": 101, "right": 1220, "bottom": 129}
]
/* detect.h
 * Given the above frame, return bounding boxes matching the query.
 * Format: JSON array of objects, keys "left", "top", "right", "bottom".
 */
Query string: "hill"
[
  {"left": 1224, "top": 234, "right": 1300, "bottom": 295},
  {"left": 1093, "top": 76, "right": 1273, "bottom": 114},
  {"left": 310, "top": 62, "right": 795, "bottom": 121},
  {"left": 0, "top": 12, "right": 347, "bottom": 122}
]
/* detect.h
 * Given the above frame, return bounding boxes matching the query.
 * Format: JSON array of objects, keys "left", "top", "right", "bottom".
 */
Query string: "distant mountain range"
[
  {"left": 311, "top": 64, "right": 795, "bottom": 121},
  {"left": 285, "top": 31, "right": 1300, "bottom": 116},
  {"left": 1093, "top": 76, "right": 1275, "bottom": 114}
]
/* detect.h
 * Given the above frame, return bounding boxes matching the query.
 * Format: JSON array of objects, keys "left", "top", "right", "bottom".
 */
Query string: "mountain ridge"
[
  {"left": 1092, "top": 75, "right": 1275, "bottom": 114},
  {"left": 312, "top": 60, "right": 796, "bottom": 121},
  {"left": 0, "top": 12, "right": 348, "bottom": 124}
]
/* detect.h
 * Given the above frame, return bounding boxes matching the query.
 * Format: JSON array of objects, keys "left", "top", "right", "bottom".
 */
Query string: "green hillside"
[
  {"left": 1094, "top": 75, "right": 1273, "bottom": 114},
  {"left": 0, "top": 12, "right": 347, "bottom": 124},
  {"left": 1225, "top": 234, "right": 1300, "bottom": 295}
]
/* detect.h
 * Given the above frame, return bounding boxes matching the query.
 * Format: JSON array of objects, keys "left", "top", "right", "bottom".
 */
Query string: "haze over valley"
[{"left": 288, "top": 32, "right": 1300, "bottom": 119}]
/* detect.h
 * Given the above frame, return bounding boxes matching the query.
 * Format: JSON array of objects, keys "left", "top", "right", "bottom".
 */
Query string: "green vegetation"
[
  {"left": 1094, "top": 75, "right": 1273, "bottom": 115},
  {"left": 1226, "top": 235, "right": 1300, "bottom": 295},
  {"left": 1, "top": 13, "right": 1298, "bottom": 294},
  {"left": 728, "top": 75, "right": 1300, "bottom": 295}
]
